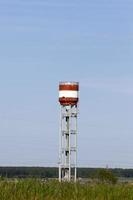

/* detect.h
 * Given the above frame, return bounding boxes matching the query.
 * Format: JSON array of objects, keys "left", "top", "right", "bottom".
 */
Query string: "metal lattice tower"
[{"left": 58, "top": 82, "right": 79, "bottom": 182}]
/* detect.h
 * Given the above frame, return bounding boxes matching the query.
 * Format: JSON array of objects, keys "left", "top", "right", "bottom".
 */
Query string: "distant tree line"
[
  {"left": 77, "top": 168, "right": 133, "bottom": 178},
  {"left": 0, "top": 167, "right": 133, "bottom": 179},
  {"left": 0, "top": 167, "right": 58, "bottom": 178}
]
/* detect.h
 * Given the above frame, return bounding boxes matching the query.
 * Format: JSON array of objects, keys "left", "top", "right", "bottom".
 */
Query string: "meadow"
[{"left": 0, "top": 178, "right": 133, "bottom": 200}]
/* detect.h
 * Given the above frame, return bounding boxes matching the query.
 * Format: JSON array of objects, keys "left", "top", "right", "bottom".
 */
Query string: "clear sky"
[{"left": 0, "top": 0, "right": 133, "bottom": 168}]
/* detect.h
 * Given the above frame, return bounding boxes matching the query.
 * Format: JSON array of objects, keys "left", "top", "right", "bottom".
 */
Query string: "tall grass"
[{"left": 0, "top": 178, "right": 133, "bottom": 200}]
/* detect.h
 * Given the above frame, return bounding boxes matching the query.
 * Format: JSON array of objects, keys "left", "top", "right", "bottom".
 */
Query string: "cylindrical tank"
[{"left": 59, "top": 82, "right": 79, "bottom": 106}]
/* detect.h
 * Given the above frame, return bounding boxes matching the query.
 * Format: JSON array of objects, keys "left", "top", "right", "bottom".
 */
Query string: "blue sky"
[{"left": 0, "top": 0, "right": 133, "bottom": 168}]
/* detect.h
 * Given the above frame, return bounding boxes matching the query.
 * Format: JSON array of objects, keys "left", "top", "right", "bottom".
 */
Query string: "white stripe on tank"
[{"left": 59, "top": 90, "right": 78, "bottom": 98}]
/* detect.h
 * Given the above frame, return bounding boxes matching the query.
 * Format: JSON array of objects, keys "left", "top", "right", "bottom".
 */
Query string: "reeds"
[{"left": 0, "top": 178, "right": 133, "bottom": 200}]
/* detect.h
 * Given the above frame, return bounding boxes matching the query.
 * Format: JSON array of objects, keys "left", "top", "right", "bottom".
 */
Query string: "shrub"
[{"left": 92, "top": 169, "right": 118, "bottom": 184}]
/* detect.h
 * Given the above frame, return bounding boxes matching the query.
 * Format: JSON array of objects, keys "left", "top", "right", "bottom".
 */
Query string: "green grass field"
[{"left": 0, "top": 179, "right": 133, "bottom": 200}]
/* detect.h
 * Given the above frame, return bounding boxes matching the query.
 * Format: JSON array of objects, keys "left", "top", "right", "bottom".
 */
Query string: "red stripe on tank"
[
  {"left": 59, "top": 97, "right": 79, "bottom": 106},
  {"left": 59, "top": 85, "right": 79, "bottom": 91}
]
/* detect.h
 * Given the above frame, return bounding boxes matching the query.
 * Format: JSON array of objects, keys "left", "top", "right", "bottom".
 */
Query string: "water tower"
[{"left": 58, "top": 82, "right": 79, "bottom": 182}]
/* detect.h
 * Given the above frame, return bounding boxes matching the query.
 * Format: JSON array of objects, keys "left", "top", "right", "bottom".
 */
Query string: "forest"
[{"left": 0, "top": 167, "right": 133, "bottom": 179}]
